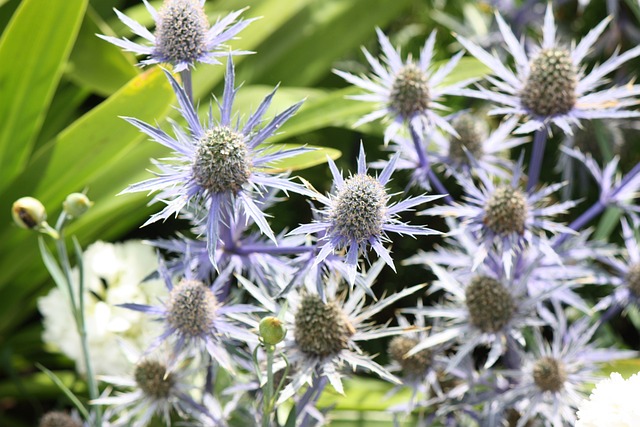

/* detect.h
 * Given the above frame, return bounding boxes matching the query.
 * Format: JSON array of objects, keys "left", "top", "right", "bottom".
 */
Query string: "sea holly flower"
[
  {"left": 98, "top": 0, "right": 255, "bottom": 71},
  {"left": 94, "top": 350, "right": 208, "bottom": 427},
  {"left": 121, "top": 259, "right": 258, "bottom": 371},
  {"left": 334, "top": 28, "right": 472, "bottom": 142},
  {"left": 405, "top": 261, "right": 551, "bottom": 371},
  {"left": 493, "top": 309, "right": 635, "bottom": 427},
  {"left": 237, "top": 260, "right": 425, "bottom": 403},
  {"left": 429, "top": 114, "right": 527, "bottom": 179},
  {"left": 422, "top": 163, "right": 577, "bottom": 275},
  {"left": 121, "top": 60, "right": 310, "bottom": 267},
  {"left": 290, "top": 144, "right": 442, "bottom": 284},
  {"left": 455, "top": 4, "right": 640, "bottom": 135}
]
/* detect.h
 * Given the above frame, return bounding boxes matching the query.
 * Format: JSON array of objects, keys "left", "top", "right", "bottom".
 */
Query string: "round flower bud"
[
  {"left": 155, "top": 0, "right": 209, "bottom": 65},
  {"left": 39, "top": 411, "right": 81, "bottom": 427},
  {"left": 259, "top": 316, "right": 287, "bottom": 345},
  {"left": 63, "top": 193, "right": 93, "bottom": 218},
  {"left": 390, "top": 64, "right": 431, "bottom": 119},
  {"left": 166, "top": 279, "right": 218, "bottom": 337},
  {"left": 12, "top": 197, "right": 47, "bottom": 230},
  {"left": 483, "top": 186, "right": 528, "bottom": 235},
  {"left": 388, "top": 336, "right": 431, "bottom": 376}
]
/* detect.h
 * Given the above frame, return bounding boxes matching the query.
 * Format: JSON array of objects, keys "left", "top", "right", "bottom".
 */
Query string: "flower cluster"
[{"left": 24, "top": 1, "right": 640, "bottom": 426}]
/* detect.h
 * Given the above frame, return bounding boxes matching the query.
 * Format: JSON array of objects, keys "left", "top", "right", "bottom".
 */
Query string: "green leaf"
[
  {"left": 37, "top": 237, "right": 68, "bottom": 300},
  {"left": 0, "top": 0, "right": 88, "bottom": 193},
  {"left": 600, "top": 358, "right": 640, "bottom": 380},
  {"left": 66, "top": 6, "right": 139, "bottom": 97},
  {"left": 36, "top": 363, "right": 90, "bottom": 420}
]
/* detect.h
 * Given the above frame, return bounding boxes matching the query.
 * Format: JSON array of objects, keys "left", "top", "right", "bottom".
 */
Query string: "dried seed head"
[
  {"left": 294, "top": 294, "right": 355, "bottom": 357},
  {"left": 483, "top": 185, "right": 528, "bottom": 235},
  {"left": 134, "top": 359, "right": 175, "bottom": 399},
  {"left": 625, "top": 263, "right": 640, "bottom": 297},
  {"left": 388, "top": 336, "right": 431, "bottom": 376},
  {"left": 390, "top": 64, "right": 430, "bottom": 119},
  {"left": 155, "top": 0, "right": 209, "bottom": 65},
  {"left": 193, "top": 126, "right": 252, "bottom": 194},
  {"left": 39, "top": 412, "right": 81, "bottom": 427},
  {"left": 448, "top": 113, "right": 488, "bottom": 163},
  {"left": 465, "top": 276, "right": 515, "bottom": 333},
  {"left": 166, "top": 279, "right": 218, "bottom": 337},
  {"left": 330, "top": 175, "right": 388, "bottom": 243},
  {"left": 533, "top": 356, "right": 567, "bottom": 392},
  {"left": 521, "top": 48, "right": 577, "bottom": 117}
]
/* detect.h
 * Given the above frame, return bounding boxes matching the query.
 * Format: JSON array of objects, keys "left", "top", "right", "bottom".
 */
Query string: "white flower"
[
  {"left": 37, "top": 241, "right": 167, "bottom": 376},
  {"left": 576, "top": 372, "right": 640, "bottom": 427}
]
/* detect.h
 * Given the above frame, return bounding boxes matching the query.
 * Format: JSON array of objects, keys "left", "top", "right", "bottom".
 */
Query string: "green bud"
[
  {"left": 11, "top": 197, "right": 59, "bottom": 239},
  {"left": 259, "top": 316, "right": 287, "bottom": 345},
  {"left": 63, "top": 193, "right": 93, "bottom": 218}
]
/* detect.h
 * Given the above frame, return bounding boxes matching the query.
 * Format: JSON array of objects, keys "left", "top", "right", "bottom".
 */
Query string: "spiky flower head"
[
  {"left": 154, "top": 0, "right": 208, "bottom": 65},
  {"left": 120, "top": 260, "right": 258, "bottom": 370},
  {"left": 388, "top": 336, "right": 432, "bottom": 377},
  {"left": 98, "top": 1, "right": 256, "bottom": 71},
  {"left": 121, "top": 60, "right": 310, "bottom": 267},
  {"left": 532, "top": 356, "right": 567, "bottom": 393},
  {"left": 166, "top": 279, "right": 219, "bottom": 337},
  {"left": 334, "top": 29, "right": 473, "bottom": 142},
  {"left": 237, "top": 260, "right": 424, "bottom": 402},
  {"left": 294, "top": 294, "right": 355, "bottom": 357},
  {"left": 465, "top": 275, "right": 515, "bottom": 333},
  {"left": 496, "top": 311, "right": 636, "bottom": 427},
  {"left": 290, "top": 144, "right": 441, "bottom": 284},
  {"left": 192, "top": 126, "right": 251, "bottom": 194},
  {"left": 134, "top": 359, "right": 175, "bottom": 400},
  {"left": 455, "top": 4, "right": 640, "bottom": 134},
  {"left": 329, "top": 174, "right": 389, "bottom": 243},
  {"left": 521, "top": 48, "right": 577, "bottom": 117},
  {"left": 39, "top": 412, "right": 81, "bottom": 427},
  {"left": 448, "top": 113, "right": 489, "bottom": 163},
  {"left": 422, "top": 163, "right": 576, "bottom": 275},
  {"left": 483, "top": 185, "right": 528, "bottom": 236}
]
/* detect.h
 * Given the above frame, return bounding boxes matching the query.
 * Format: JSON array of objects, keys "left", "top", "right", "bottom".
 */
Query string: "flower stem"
[
  {"left": 553, "top": 200, "right": 605, "bottom": 248},
  {"left": 527, "top": 127, "right": 548, "bottom": 192},
  {"left": 298, "top": 375, "right": 328, "bottom": 427},
  {"left": 180, "top": 68, "right": 194, "bottom": 106},
  {"left": 262, "top": 344, "right": 276, "bottom": 427},
  {"left": 53, "top": 214, "right": 102, "bottom": 425},
  {"left": 408, "top": 124, "right": 453, "bottom": 204}
]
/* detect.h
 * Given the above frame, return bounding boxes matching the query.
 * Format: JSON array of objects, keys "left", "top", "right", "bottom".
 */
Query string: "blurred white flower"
[
  {"left": 576, "top": 372, "right": 640, "bottom": 427},
  {"left": 38, "top": 240, "right": 167, "bottom": 376}
]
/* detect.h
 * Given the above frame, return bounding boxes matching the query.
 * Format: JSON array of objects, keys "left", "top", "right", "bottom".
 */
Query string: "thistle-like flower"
[
  {"left": 405, "top": 261, "right": 550, "bottom": 370},
  {"left": 422, "top": 163, "right": 577, "bottom": 275},
  {"left": 98, "top": 0, "right": 255, "bottom": 71},
  {"left": 121, "top": 260, "right": 257, "bottom": 371},
  {"left": 456, "top": 4, "right": 640, "bottom": 134},
  {"left": 121, "top": 60, "right": 310, "bottom": 266},
  {"left": 237, "top": 260, "right": 424, "bottom": 403},
  {"left": 430, "top": 114, "right": 527, "bottom": 178},
  {"left": 290, "top": 144, "right": 441, "bottom": 284},
  {"left": 493, "top": 309, "right": 635, "bottom": 427},
  {"left": 334, "top": 29, "right": 472, "bottom": 142},
  {"left": 94, "top": 353, "right": 206, "bottom": 427}
]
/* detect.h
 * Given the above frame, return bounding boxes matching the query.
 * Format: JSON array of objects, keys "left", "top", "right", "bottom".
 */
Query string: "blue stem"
[
  {"left": 553, "top": 200, "right": 605, "bottom": 248},
  {"left": 527, "top": 127, "right": 547, "bottom": 192},
  {"left": 408, "top": 124, "right": 454, "bottom": 204},
  {"left": 611, "top": 161, "right": 640, "bottom": 199},
  {"left": 298, "top": 375, "right": 328, "bottom": 427},
  {"left": 180, "top": 69, "right": 194, "bottom": 106}
]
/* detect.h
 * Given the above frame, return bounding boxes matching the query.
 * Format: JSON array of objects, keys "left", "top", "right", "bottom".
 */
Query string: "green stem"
[
  {"left": 53, "top": 214, "right": 102, "bottom": 426},
  {"left": 263, "top": 344, "right": 275, "bottom": 427}
]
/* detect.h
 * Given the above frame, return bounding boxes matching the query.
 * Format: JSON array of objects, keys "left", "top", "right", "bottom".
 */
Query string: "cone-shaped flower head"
[
  {"left": 121, "top": 59, "right": 310, "bottom": 267},
  {"left": 455, "top": 4, "right": 640, "bottom": 134},
  {"left": 98, "top": 0, "right": 255, "bottom": 71},
  {"left": 290, "top": 143, "right": 442, "bottom": 284},
  {"left": 334, "top": 29, "right": 473, "bottom": 142}
]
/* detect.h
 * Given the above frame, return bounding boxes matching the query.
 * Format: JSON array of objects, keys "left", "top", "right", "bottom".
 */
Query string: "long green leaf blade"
[{"left": 0, "top": 0, "right": 88, "bottom": 192}]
